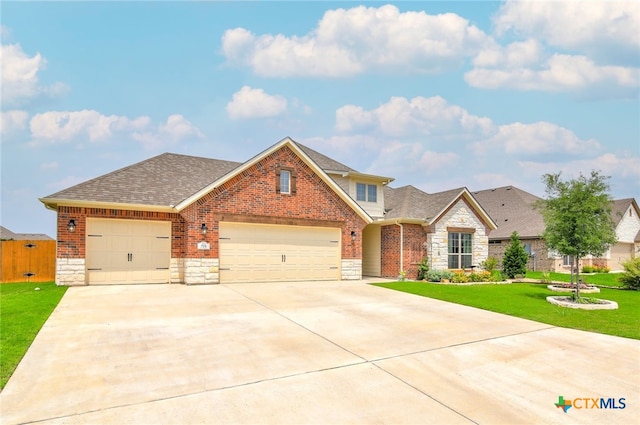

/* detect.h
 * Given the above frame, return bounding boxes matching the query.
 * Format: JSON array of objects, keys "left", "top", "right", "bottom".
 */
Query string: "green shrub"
[
  {"left": 452, "top": 271, "right": 470, "bottom": 283},
  {"left": 618, "top": 257, "right": 640, "bottom": 290},
  {"left": 417, "top": 257, "right": 430, "bottom": 280},
  {"left": 582, "top": 265, "right": 595, "bottom": 273},
  {"left": 425, "top": 270, "right": 453, "bottom": 282},
  {"left": 480, "top": 257, "right": 498, "bottom": 272},
  {"left": 469, "top": 270, "right": 492, "bottom": 282},
  {"left": 502, "top": 232, "right": 529, "bottom": 278}
]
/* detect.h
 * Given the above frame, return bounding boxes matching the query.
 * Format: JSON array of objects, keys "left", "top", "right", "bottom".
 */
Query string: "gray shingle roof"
[
  {"left": 611, "top": 198, "right": 636, "bottom": 226},
  {"left": 297, "top": 143, "right": 356, "bottom": 173},
  {"left": 472, "top": 186, "right": 545, "bottom": 239},
  {"left": 383, "top": 185, "right": 467, "bottom": 222},
  {"left": 42, "top": 153, "right": 241, "bottom": 207},
  {"left": 0, "top": 226, "right": 53, "bottom": 240}
]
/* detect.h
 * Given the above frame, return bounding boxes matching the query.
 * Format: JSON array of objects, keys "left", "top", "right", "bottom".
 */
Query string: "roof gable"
[
  {"left": 383, "top": 185, "right": 496, "bottom": 229},
  {"left": 175, "top": 137, "right": 373, "bottom": 223},
  {"left": 611, "top": 198, "right": 640, "bottom": 226}
]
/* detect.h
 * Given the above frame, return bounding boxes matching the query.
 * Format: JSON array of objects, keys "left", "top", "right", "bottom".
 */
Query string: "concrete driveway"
[{"left": 1, "top": 280, "right": 638, "bottom": 424}]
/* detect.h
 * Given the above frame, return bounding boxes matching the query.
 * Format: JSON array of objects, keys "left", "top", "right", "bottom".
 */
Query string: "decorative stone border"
[
  {"left": 547, "top": 284, "right": 600, "bottom": 294},
  {"left": 546, "top": 296, "right": 618, "bottom": 310}
]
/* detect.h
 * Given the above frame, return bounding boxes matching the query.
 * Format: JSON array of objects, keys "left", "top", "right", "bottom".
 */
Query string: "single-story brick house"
[
  {"left": 473, "top": 186, "right": 640, "bottom": 272},
  {"left": 40, "top": 137, "right": 496, "bottom": 285}
]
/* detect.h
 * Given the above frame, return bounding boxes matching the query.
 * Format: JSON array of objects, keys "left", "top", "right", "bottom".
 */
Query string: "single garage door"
[
  {"left": 219, "top": 222, "right": 341, "bottom": 283},
  {"left": 86, "top": 218, "right": 171, "bottom": 284},
  {"left": 609, "top": 243, "right": 632, "bottom": 271}
]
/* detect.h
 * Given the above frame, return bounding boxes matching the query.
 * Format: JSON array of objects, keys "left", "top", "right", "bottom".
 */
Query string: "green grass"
[
  {"left": 526, "top": 271, "right": 624, "bottom": 287},
  {"left": 1, "top": 282, "right": 67, "bottom": 390},
  {"left": 374, "top": 281, "right": 640, "bottom": 340}
]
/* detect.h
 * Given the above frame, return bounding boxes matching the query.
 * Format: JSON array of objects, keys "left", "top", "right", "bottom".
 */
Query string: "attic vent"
[{"left": 506, "top": 187, "right": 512, "bottom": 190}]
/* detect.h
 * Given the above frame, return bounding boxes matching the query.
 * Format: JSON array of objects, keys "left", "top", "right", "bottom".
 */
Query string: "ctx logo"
[{"left": 554, "top": 396, "right": 626, "bottom": 413}]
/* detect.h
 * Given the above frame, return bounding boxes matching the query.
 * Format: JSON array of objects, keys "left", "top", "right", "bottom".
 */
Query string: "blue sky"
[{"left": 2, "top": 1, "right": 639, "bottom": 237}]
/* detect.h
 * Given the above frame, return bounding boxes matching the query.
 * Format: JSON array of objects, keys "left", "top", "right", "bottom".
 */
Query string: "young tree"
[
  {"left": 538, "top": 171, "right": 617, "bottom": 300},
  {"left": 502, "top": 231, "right": 529, "bottom": 278}
]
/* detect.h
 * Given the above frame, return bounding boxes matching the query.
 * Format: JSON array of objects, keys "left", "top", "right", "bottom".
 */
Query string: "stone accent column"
[
  {"left": 184, "top": 258, "right": 220, "bottom": 284},
  {"left": 341, "top": 259, "right": 362, "bottom": 280},
  {"left": 170, "top": 258, "right": 184, "bottom": 283},
  {"left": 56, "top": 258, "right": 86, "bottom": 286}
]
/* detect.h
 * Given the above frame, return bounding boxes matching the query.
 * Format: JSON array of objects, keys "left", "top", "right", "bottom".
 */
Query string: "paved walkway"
[{"left": 1, "top": 280, "right": 638, "bottom": 424}]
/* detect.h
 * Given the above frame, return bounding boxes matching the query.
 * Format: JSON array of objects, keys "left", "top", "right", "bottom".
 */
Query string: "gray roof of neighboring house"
[
  {"left": 383, "top": 185, "right": 470, "bottom": 222},
  {"left": 0, "top": 226, "right": 53, "bottom": 240},
  {"left": 472, "top": 186, "right": 545, "bottom": 239},
  {"left": 611, "top": 198, "right": 638, "bottom": 226}
]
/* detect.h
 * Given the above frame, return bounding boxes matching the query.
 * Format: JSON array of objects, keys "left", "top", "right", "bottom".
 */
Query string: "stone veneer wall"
[
  {"left": 341, "top": 259, "right": 362, "bottom": 280},
  {"left": 429, "top": 199, "right": 489, "bottom": 270},
  {"left": 170, "top": 258, "right": 185, "bottom": 283},
  {"left": 55, "top": 258, "right": 86, "bottom": 286},
  {"left": 184, "top": 258, "right": 220, "bottom": 285}
]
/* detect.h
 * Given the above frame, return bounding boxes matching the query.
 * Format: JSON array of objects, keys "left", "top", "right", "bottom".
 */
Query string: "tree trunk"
[{"left": 575, "top": 256, "right": 581, "bottom": 300}]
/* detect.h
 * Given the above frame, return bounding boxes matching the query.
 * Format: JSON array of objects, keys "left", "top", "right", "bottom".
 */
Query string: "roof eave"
[
  {"left": 374, "top": 217, "right": 427, "bottom": 225},
  {"left": 341, "top": 171, "right": 395, "bottom": 185},
  {"left": 39, "top": 198, "right": 177, "bottom": 213}
]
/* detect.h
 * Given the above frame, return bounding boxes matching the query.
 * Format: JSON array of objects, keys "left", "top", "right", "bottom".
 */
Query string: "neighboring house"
[
  {"left": 40, "top": 137, "right": 495, "bottom": 285},
  {"left": 473, "top": 186, "right": 640, "bottom": 272},
  {"left": 0, "top": 226, "right": 54, "bottom": 241}
]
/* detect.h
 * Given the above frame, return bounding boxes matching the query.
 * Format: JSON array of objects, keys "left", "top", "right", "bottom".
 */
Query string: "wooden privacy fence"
[{"left": 0, "top": 240, "right": 56, "bottom": 283}]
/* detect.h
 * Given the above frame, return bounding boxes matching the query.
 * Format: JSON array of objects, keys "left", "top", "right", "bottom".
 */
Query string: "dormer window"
[{"left": 356, "top": 183, "right": 377, "bottom": 202}]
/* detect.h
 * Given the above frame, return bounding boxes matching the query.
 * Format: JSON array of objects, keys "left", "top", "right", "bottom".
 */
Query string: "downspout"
[{"left": 395, "top": 221, "right": 403, "bottom": 276}]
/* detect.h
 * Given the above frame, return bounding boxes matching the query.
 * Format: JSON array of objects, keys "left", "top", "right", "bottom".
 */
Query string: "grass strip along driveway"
[
  {"left": 1, "top": 282, "right": 67, "bottom": 390},
  {"left": 374, "top": 282, "right": 639, "bottom": 340}
]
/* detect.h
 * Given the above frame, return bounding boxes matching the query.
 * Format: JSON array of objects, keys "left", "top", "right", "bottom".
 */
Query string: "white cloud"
[
  {"left": 472, "top": 38, "right": 543, "bottom": 68},
  {"left": 366, "top": 140, "right": 459, "bottom": 178},
  {"left": 222, "top": 4, "right": 490, "bottom": 77},
  {"left": 494, "top": 1, "right": 640, "bottom": 65},
  {"left": 473, "top": 121, "right": 601, "bottom": 157},
  {"left": 0, "top": 110, "right": 28, "bottom": 136},
  {"left": 29, "top": 110, "right": 202, "bottom": 149},
  {"left": 336, "top": 95, "right": 495, "bottom": 139},
  {"left": 132, "top": 114, "right": 204, "bottom": 149},
  {"left": 226, "top": 86, "right": 288, "bottom": 120},
  {"left": 0, "top": 43, "right": 68, "bottom": 105},
  {"left": 29, "top": 110, "right": 150, "bottom": 142},
  {"left": 466, "top": 53, "right": 639, "bottom": 96}
]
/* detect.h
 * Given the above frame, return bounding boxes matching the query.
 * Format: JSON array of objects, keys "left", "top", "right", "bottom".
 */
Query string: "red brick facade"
[
  {"left": 56, "top": 145, "right": 367, "bottom": 264},
  {"left": 380, "top": 223, "right": 428, "bottom": 279},
  {"left": 180, "top": 146, "right": 367, "bottom": 259},
  {"left": 56, "top": 206, "right": 185, "bottom": 258}
]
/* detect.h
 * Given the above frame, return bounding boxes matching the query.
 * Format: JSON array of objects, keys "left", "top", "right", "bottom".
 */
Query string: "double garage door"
[
  {"left": 219, "top": 222, "right": 341, "bottom": 283},
  {"left": 86, "top": 218, "right": 171, "bottom": 284},
  {"left": 85, "top": 219, "right": 341, "bottom": 284}
]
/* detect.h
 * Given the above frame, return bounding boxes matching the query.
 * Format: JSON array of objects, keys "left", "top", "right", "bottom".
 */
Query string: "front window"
[
  {"left": 280, "top": 170, "right": 291, "bottom": 194},
  {"left": 356, "top": 183, "right": 377, "bottom": 202},
  {"left": 563, "top": 255, "right": 573, "bottom": 266},
  {"left": 448, "top": 232, "right": 472, "bottom": 269}
]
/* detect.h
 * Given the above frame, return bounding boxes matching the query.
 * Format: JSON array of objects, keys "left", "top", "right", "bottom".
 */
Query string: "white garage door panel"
[
  {"left": 86, "top": 219, "right": 171, "bottom": 284},
  {"left": 219, "top": 222, "right": 341, "bottom": 283}
]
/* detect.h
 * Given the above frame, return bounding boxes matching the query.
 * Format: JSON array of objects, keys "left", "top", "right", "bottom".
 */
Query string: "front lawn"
[
  {"left": 374, "top": 282, "right": 639, "bottom": 340},
  {"left": 0, "top": 282, "right": 67, "bottom": 390},
  {"left": 526, "top": 271, "right": 623, "bottom": 287}
]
